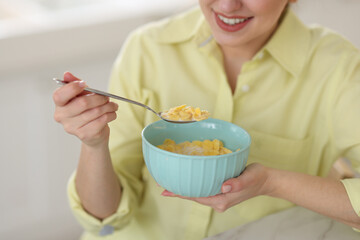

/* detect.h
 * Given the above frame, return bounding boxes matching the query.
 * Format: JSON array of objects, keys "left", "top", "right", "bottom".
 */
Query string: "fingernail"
[
  {"left": 161, "top": 191, "right": 174, "bottom": 197},
  {"left": 222, "top": 185, "right": 232, "bottom": 193},
  {"left": 78, "top": 81, "right": 86, "bottom": 87}
]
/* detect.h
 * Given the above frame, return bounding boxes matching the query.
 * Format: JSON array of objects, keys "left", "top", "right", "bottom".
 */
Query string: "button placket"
[
  {"left": 206, "top": 51, "right": 234, "bottom": 122},
  {"left": 235, "top": 68, "right": 253, "bottom": 97}
]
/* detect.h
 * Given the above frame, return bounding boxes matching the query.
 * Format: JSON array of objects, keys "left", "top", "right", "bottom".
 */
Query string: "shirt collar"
[
  {"left": 156, "top": 8, "right": 310, "bottom": 78},
  {"left": 156, "top": 7, "right": 206, "bottom": 44},
  {"left": 155, "top": 7, "right": 219, "bottom": 57},
  {"left": 264, "top": 9, "right": 311, "bottom": 78}
]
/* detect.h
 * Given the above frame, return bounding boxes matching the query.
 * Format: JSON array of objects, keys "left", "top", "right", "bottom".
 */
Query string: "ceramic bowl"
[{"left": 142, "top": 118, "right": 251, "bottom": 197}]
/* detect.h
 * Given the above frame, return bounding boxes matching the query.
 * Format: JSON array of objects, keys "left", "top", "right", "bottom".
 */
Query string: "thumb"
[
  {"left": 221, "top": 163, "right": 263, "bottom": 194},
  {"left": 63, "top": 71, "right": 81, "bottom": 82},
  {"left": 221, "top": 176, "right": 244, "bottom": 194},
  {"left": 221, "top": 169, "right": 253, "bottom": 194}
]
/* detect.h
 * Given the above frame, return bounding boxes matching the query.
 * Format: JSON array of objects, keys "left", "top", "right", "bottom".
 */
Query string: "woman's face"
[{"left": 198, "top": 0, "right": 290, "bottom": 49}]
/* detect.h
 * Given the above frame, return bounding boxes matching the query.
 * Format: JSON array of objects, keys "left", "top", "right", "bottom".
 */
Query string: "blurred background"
[{"left": 0, "top": 0, "right": 359, "bottom": 239}]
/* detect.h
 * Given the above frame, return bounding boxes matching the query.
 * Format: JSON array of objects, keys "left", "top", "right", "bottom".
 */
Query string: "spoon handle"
[{"left": 53, "top": 78, "right": 159, "bottom": 116}]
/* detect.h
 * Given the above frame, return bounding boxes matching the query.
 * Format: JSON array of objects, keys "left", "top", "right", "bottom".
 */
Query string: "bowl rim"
[{"left": 141, "top": 118, "right": 251, "bottom": 159}]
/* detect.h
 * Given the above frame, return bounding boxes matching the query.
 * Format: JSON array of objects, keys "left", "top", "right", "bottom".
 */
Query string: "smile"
[
  {"left": 217, "top": 14, "right": 252, "bottom": 25},
  {"left": 214, "top": 12, "right": 253, "bottom": 32}
]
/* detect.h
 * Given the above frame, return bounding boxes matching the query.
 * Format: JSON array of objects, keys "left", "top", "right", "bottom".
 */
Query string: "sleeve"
[
  {"left": 341, "top": 178, "right": 360, "bottom": 232},
  {"left": 331, "top": 50, "right": 360, "bottom": 223},
  {"left": 67, "top": 29, "right": 154, "bottom": 236},
  {"left": 331, "top": 52, "right": 360, "bottom": 173},
  {"left": 67, "top": 171, "right": 136, "bottom": 235}
]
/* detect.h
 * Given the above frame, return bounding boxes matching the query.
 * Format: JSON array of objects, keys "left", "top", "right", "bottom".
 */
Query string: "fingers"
[
  {"left": 53, "top": 80, "right": 87, "bottom": 107},
  {"left": 53, "top": 72, "right": 87, "bottom": 107},
  {"left": 161, "top": 164, "right": 268, "bottom": 213},
  {"left": 56, "top": 93, "right": 110, "bottom": 120},
  {"left": 76, "top": 111, "right": 117, "bottom": 143},
  {"left": 161, "top": 190, "right": 176, "bottom": 197},
  {"left": 161, "top": 189, "right": 231, "bottom": 212},
  {"left": 222, "top": 170, "right": 250, "bottom": 194},
  {"left": 221, "top": 163, "right": 266, "bottom": 194},
  {"left": 52, "top": 72, "right": 120, "bottom": 146},
  {"left": 64, "top": 102, "right": 118, "bottom": 132},
  {"left": 221, "top": 185, "right": 232, "bottom": 194},
  {"left": 56, "top": 100, "right": 118, "bottom": 146},
  {"left": 79, "top": 101, "right": 118, "bottom": 126},
  {"left": 222, "top": 177, "right": 245, "bottom": 193},
  {"left": 61, "top": 100, "right": 118, "bottom": 133}
]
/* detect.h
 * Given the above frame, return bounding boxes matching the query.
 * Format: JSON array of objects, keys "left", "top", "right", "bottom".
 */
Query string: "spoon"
[{"left": 53, "top": 78, "right": 196, "bottom": 124}]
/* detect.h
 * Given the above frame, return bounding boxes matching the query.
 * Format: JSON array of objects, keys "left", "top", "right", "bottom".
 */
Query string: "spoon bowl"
[{"left": 53, "top": 78, "right": 196, "bottom": 124}]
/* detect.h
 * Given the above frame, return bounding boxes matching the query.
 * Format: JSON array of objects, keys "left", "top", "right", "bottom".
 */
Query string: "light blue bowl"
[{"left": 142, "top": 118, "right": 251, "bottom": 197}]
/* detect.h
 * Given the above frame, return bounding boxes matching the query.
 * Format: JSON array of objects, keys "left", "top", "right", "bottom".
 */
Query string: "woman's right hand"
[{"left": 53, "top": 72, "right": 118, "bottom": 147}]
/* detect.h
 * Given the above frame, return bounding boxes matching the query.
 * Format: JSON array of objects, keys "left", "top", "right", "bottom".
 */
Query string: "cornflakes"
[
  {"left": 161, "top": 104, "right": 209, "bottom": 122},
  {"left": 157, "top": 139, "right": 233, "bottom": 156}
]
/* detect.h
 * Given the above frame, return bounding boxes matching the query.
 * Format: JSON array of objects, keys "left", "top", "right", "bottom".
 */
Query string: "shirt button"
[
  {"left": 257, "top": 51, "right": 264, "bottom": 60},
  {"left": 241, "top": 84, "right": 250, "bottom": 92},
  {"left": 99, "top": 225, "right": 114, "bottom": 236}
]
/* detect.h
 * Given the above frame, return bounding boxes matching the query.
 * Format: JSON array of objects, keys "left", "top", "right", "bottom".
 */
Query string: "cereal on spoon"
[{"left": 161, "top": 104, "right": 210, "bottom": 122}]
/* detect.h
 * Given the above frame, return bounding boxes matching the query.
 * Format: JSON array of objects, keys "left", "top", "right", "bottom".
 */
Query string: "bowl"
[{"left": 141, "top": 118, "right": 251, "bottom": 197}]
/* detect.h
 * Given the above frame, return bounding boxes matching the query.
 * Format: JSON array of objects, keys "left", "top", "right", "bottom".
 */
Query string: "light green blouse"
[{"left": 67, "top": 7, "right": 360, "bottom": 240}]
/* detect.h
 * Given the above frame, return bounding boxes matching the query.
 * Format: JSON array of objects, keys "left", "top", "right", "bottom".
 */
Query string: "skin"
[
  {"left": 199, "top": 0, "right": 291, "bottom": 91},
  {"left": 53, "top": 72, "right": 120, "bottom": 219},
  {"left": 52, "top": 0, "right": 360, "bottom": 229}
]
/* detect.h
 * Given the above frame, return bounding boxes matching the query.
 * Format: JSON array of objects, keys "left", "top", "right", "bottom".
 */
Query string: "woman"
[{"left": 53, "top": 0, "right": 360, "bottom": 239}]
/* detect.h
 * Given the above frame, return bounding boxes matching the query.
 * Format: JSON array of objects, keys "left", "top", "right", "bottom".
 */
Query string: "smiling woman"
[
  {"left": 50, "top": 0, "right": 360, "bottom": 239},
  {"left": 1, "top": 0, "right": 360, "bottom": 240}
]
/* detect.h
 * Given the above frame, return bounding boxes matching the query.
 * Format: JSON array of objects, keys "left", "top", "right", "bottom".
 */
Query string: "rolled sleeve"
[
  {"left": 341, "top": 178, "right": 360, "bottom": 232},
  {"left": 341, "top": 178, "right": 360, "bottom": 217},
  {"left": 67, "top": 172, "right": 133, "bottom": 236}
]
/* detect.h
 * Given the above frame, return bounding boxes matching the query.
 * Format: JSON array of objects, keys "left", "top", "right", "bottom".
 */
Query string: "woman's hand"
[
  {"left": 161, "top": 162, "right": 360, "bottom": 229},
  {"left": 161, "top": 163, "right": 271, "bottom": 212},
  {"left": 53, "top": 72, "right": 118, "bottom": 147},
  {"left": 53, "top": 72, "right": 121, "bottom": 219}
]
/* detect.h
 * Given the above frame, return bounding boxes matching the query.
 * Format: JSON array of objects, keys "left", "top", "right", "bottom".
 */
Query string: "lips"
[{"left": 214, "top": 12, "right": 253, "bottom": 32}]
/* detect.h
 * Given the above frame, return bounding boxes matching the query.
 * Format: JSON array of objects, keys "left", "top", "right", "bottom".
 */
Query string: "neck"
[{"left": 221, "top": 20, "right": 278, "bottom": 61}]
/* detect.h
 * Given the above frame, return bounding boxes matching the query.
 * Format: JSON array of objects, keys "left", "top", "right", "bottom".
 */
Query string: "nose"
[{"left": 218, "top": 0, "right": 242, "bottom": 13}]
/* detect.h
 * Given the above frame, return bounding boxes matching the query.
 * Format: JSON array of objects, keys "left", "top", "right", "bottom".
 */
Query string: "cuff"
[
  {"left": 341, "top": 178, "right": 360, "bottom": 232},
  {"left": 67, "top": 171, "right": 133, "bottom": 236}
]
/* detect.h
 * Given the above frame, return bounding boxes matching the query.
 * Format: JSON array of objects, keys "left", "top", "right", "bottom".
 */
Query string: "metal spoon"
[{"left": 53, "top": 78, "right": 196, "bottom": 124}]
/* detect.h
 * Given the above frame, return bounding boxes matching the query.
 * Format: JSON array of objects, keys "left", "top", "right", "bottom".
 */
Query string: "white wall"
[
  {"left": 0, "top": 1, "right": 359, "bottom": 239},
  {"left": 292, "top": 0, "right": 360, "bottom": 48},
  {"left": 0, "top": 17, "right": 153, "bottom": 240}
]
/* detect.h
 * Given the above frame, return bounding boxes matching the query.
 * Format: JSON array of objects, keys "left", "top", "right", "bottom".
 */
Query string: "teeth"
[{"left": 218, "top": 14, "right": 249, "bottom": 25}]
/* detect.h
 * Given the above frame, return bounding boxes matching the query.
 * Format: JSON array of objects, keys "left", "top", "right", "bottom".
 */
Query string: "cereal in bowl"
[{"left": 157, "top": 139, "right": 233, "bottom": 156}]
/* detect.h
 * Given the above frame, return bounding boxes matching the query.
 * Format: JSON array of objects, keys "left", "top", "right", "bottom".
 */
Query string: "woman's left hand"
[{"left": 161, "top": 163, "right": 272, "bottom": 212}]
